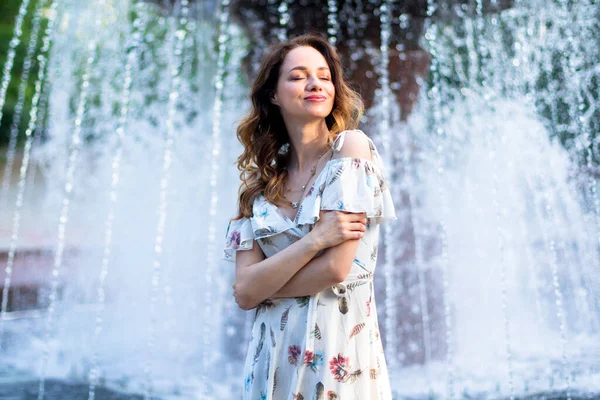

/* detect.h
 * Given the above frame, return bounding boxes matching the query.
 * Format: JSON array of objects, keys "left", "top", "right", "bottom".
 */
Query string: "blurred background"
[{"left": 0, "top": 0, "right": 599, "bottom": 399}]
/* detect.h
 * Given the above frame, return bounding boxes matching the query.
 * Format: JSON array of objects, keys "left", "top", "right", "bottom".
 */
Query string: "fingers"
[
  {"left": 347, "top": 222, "right": 367, "bottom": 233},
  {"left": 319, "top": 210, "right": 367, "bottom": 223},
  {"left": 340, "top": 212, "right": 367, "bottom": 225}
]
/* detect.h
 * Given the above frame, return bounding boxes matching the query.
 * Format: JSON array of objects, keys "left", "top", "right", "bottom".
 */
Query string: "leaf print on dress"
[
  {"left": 371, "top": 244, "right": 378, "bottom": 261},
  {"left": 288, "top": 344, "right": 302, "bottom": 366},
  {"left": 328, "top": 163, "right": 345, "bottom": 185},
  {"left": 254, "top": 226, "right": 279, "bottom": 238},
  {"left": 315, "top": 382, "right": 324, "bottom": 400},
  {"left": 296, "top": 296, "right": 310, "bottom": 308},
  {"left": 265, "top": 350, "right": 271, "bottom": 380},
  {"left": 310, "top": 323, "right": 322, "bottom": 340},
  {"left": 260, "top": 236, "right": 274, "bottom": 247},
  {"left": 349, "top": 322, "right": 366, "bottom": 339},
  {"left": 346, "top": 281, "right": 368, "bottom": 292},
  {"left": 270, "top": 325, "right": 276, "bottom": 347},
  {"left": 254, "top": 299, "right": 276, "bottom": 321},
  {"left": 356, "top": 272, "right": 373, "bottom": 280},
  {"left": 272, "top": 367, "right": 279, "bottom": 396},
  {"left": 353, "top": 258, "right": 370, "bottom": 273},
  {"left": 303, "top": 349, "right": 324, "bottom": 373},
  {"left": 329, "top": 353, "right": 362, "bottom": 383},
  {"left": 252, "top": 323, "right": 266, "bottom": 366},
  {"left": 280, "top": 306, "right": 292, "bottom": 331}
]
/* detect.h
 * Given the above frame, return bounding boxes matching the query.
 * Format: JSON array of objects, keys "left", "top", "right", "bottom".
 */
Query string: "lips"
[{"left": 304, "top": 95, "right": 327, "bottom": 101}]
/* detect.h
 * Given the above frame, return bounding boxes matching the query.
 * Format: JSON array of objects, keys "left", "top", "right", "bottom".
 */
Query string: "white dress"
[{"left": 224, "top": 130, "right": 396, "bottom": 400}]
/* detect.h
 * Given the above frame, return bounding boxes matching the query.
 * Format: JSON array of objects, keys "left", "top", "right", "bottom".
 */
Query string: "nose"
[{"left": 306, "top": 75, "right": 323, "bottom": 92}]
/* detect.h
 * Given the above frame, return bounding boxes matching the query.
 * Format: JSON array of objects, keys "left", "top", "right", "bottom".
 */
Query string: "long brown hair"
[{"left": 234, "top": 33, "right": 363, "bottom": 219}]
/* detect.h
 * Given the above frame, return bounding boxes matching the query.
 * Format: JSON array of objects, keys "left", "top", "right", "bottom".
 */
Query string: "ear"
[{"left": 270, "top": 92, "right": 280, "bottom": 106}]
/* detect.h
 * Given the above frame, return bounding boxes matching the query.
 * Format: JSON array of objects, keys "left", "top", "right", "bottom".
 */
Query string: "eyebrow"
[{"left": 287, "top": 66, "right": 330, "bottom": 74}]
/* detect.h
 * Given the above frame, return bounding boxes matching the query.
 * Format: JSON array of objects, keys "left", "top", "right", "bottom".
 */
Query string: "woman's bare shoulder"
[{"left": 332, "top": 130, "right": 373, "bottom": 161}]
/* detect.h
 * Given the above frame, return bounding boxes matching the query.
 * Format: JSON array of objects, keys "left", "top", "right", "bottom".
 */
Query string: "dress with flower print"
[{"left": 224, "top": 130, "right": 396, "bottom": 400}]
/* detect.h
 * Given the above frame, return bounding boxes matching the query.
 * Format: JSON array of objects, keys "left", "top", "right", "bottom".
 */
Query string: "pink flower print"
[
  {"left": 227, "top": 229, "right": 241, "bottom": 249},
  {"left": 329, "top": 353, "right": 351, "bottom": 382},
  {"left": 288, "top": 345, "right": 302, "bottom": 366},
  {"left": 306, "top": 184, "right": 315, "bottom": 197},
  {"left": 352, "top": 158, "right": 362, "bottom": 169},
  {"left": 303, "top": 350, "right": 314, "bottom": 364}
]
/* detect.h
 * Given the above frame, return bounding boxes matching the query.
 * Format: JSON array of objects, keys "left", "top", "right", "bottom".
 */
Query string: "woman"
[{"left": 223, "top": 34, "right": 396, "bottom": 399}]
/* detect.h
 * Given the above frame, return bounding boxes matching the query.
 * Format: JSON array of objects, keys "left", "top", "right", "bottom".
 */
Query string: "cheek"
[{"left": 326, "top": 83, "right": 335, "bottom": 98}]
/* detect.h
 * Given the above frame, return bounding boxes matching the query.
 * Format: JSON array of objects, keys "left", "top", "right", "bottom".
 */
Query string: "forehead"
[{"left": 281, "top": 46, "right": 330, "bottom": 71}]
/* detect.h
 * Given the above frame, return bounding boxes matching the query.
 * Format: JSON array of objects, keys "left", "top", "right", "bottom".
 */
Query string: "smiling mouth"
[{"left": 304, "top": 96, "right": 327, "bottom": 101}]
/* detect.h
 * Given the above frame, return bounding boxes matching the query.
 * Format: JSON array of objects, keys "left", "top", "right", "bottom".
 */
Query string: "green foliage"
[{"left": 0, "top": 0, "right": 47, "bottom": 150}]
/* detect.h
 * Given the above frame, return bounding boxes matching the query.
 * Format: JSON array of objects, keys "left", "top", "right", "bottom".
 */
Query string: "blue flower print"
[
  {"left": 337, "top": 201, "right": 345, "bottom": 210},
  {"left": 245, "top": 372, "right": 253, "bottom": 391},
  {"left": 257, "top": 205, "right": 269, "bottom": 219},
  {"left": 303, "top": 349, "right": 325, "bottom": 372}
]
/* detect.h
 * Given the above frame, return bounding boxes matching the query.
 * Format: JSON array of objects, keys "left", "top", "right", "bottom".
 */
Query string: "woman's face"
[{"left": 272, "top": 46, "right": 335, "bottom": 121}]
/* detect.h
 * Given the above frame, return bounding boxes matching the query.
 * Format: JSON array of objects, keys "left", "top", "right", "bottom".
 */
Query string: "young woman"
[{"left": 223, "top": 34, "right": 396, "bottom": 399}]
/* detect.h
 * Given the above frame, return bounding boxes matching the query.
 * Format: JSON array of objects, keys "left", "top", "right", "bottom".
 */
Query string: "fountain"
[{"left": 0, "top": 0, "right": 599, "bottom": 399}]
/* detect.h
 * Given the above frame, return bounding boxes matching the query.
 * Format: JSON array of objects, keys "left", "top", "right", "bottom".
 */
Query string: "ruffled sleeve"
[
  {"left": 295, "top": 130, "right": 396, "bottom": 226},
  {"left": 223, "top": 217, "right": 254, "bottom": 262}
]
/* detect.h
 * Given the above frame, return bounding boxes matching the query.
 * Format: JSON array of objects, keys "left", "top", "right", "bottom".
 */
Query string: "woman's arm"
[
  {"left": 270, "top": 237, "right": 361, "bottom": 298},
  {"left": 233, "top": 211, "right": 366, "bottom": 310},
  {"left": 233, "top": 234, "right": 320, "bottom": 310}
]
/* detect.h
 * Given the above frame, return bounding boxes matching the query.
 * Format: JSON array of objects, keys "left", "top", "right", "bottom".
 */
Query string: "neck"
[{"left": 285, "top": 119, "right": 331, "bottom": 172}]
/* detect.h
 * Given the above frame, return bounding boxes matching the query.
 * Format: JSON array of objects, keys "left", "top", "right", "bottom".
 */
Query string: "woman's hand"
[{"left": 308, "top": 210, "right": 367, "bottom": 250}]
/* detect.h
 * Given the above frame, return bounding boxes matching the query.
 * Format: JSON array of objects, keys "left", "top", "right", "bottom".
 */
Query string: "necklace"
[{"left": 283, "top": 145, "right": 331, "bottom": 209}]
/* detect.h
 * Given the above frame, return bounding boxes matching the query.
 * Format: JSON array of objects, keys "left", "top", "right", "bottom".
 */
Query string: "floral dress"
[{"left": 223, "top": 130, "right": 396, "bottom": 400}]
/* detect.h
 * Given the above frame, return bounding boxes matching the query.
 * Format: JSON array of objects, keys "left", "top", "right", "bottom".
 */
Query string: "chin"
[{"left": 303, "top": 107, "right": 334, "bottom": 119}]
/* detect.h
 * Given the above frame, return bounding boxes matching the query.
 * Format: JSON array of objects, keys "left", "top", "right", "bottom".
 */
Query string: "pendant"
[{"left": 291, "top": 201, "right": 299, "bottom": 209}]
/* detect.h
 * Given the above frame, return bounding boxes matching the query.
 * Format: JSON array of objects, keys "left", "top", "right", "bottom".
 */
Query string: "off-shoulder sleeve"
[
  {"left": 322, "top": 157, "right": 396, "bottom": 222},
  {"left": 295, "top": 130, "right": 396, "bottom": 226},
  {"left": 223, "top": 217, "right": 254, "bottom": 262}
]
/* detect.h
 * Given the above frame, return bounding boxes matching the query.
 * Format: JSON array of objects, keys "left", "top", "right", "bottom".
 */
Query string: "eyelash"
[{"left": 291, "top": 77, "right": 330, "bottom": 81}]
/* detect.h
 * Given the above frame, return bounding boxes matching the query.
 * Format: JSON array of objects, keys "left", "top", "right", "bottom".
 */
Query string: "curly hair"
[{"left": 234, "top": 33, "right": 364, "bottom": 219}]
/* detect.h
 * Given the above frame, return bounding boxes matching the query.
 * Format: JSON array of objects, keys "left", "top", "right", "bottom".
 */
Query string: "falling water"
[
  {"left": 277, "top": 0, "right": 290, "bottom": 42},
  {"left": 473, "top": 2, "right": 515, "bottom": 397},
  {"left": 202, "top": 0, "right": 230, "bottom": 395},
  {"left": 0, "top": 0, "right": 32, "bottom": 126},
  {"left": 143, "top": 1, "right": 190, "bottom": 398},
  {"left": 0, "top": 0, "right": 48, "bottom": 214},
  {"left": 377, "top": 0, "right": 399, "bottom": 373},
  {"left": 326, "top": 0, "right": 338, "bottom": 47},
  {"left": 424, "top": 0, "right": 456, "bottom": 397},
  {"left": 0, "top": 0, "right": 58, "bottom": 347},
  {"left": 86, "top": 3, "right": 144, "bottom": 399},
  {"left": 37, "top": 1, "right": 101, "bottom": 397}
]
